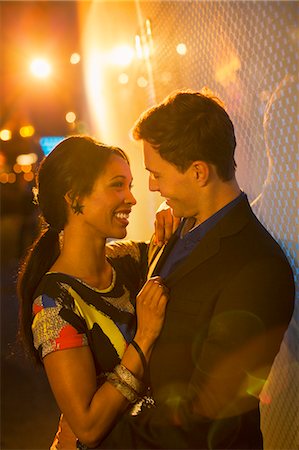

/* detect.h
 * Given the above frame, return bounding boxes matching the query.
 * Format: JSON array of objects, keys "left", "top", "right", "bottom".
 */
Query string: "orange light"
[
  {"left": 21, "top": 164, "right": 32, "bottom": 173},
  {"left": 7, "top": 173, "right": 16, "bottom": 183},
  {"left": 23, "top": 172, "right": 34, "bottom": 182},
  {"left": 0, "top": 173, "right": 8, "bottom": 183},
  {"left": 13, "top": 163, "right": 22, "bottom": 173}
]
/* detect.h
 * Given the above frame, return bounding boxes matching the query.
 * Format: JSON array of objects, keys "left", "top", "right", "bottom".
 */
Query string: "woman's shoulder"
[{"left": 106, "top": 239, "right": 149, "bottom": 262}]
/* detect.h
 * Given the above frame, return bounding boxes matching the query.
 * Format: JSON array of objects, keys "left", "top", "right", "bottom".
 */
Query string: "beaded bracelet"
[
  {"left": 106, "top": 372, "right": 139, "bottom": 404},
  {"left": 114, "top": 363, "right": 144, "bottom": 394}
]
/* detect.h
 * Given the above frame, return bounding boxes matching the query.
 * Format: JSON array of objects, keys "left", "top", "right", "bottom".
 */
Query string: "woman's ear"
[
  {"left": 64, "top": 191, "right": 84, "bottom": 215},
  {"left": 64, "top": 191, "right": 73, "bottom": 206},
  {"left": 192, "top": 161, "right": 210, "bottom": 186}
]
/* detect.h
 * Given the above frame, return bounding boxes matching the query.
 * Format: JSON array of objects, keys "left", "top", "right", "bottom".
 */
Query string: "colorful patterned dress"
[{"left": 32, "top": 240, "right": 148, "bottom": 376}]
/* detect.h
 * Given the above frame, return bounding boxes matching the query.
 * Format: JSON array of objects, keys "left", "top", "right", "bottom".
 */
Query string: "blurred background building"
[{"left": 1, "top": 1, "right": 298, "bottom": 449}]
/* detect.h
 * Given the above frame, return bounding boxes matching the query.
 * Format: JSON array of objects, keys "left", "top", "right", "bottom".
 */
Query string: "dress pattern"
[{"left": 32, "top": 240, "right": 148, "bottom": 375}]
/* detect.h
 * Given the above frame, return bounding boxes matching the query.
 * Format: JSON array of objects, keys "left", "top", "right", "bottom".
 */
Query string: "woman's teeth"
[{"left": 115, "top": 212, "right": 129, "bottom": 219}]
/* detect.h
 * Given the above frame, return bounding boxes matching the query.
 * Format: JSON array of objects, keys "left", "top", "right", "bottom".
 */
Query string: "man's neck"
[{"left": 194, "top": 179, "right": 241, "bottom": 226}]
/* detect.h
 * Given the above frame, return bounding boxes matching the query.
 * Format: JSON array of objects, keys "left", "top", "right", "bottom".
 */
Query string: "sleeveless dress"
[{"left": 31, "top": 240, "right": 148, "bottom": 449}]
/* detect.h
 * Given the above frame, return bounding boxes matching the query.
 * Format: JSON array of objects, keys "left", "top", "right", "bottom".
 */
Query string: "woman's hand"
[
  {"left": 134, "top": 276, "right": 169, "bottom": 349},
  {"left": 154, "top": 202, "right": 181, "bottom": 247}
]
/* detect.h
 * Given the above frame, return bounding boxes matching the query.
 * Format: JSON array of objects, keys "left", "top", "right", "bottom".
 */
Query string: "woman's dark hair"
[
  {"left": 132, "top": 88, "right": 237, "bottom": 181},
  {"left": 17, "top": 135, "right": 128, "bottom": 363}
]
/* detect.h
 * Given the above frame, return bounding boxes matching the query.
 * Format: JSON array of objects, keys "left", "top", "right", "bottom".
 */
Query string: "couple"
[{"left": 18, "top": 89, "right": 295, "bottom": 449}]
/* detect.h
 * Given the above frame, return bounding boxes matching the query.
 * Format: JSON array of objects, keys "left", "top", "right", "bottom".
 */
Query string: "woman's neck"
[{"left": 50, "top": 224, "right": 112, "bottom": 290}]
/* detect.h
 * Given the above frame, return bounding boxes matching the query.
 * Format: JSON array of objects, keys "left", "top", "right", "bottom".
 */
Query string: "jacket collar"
[{"left": 153, "top": 195, "right": 253, "bottom": 286}]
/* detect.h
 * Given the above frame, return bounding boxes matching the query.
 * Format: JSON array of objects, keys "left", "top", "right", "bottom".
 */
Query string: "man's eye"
[{"left": 112, "top": 182, "right": 124, "bottom": 188}]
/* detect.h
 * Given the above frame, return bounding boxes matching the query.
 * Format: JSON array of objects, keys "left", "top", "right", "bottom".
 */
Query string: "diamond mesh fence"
[{"left": 135, "top": 1, "right": 298, "bottom": 448}]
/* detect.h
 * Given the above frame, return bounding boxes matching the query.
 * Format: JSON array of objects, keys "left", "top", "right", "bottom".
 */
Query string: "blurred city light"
[
  {"left": 70, "top": 53, "right": 81, "bottom": 64},
  {"left": 13, "top": 163, "right": 22, "bottom": 174},
  {"left": 16, "top": 153, "right": 38, "bottom": 166},
  {"left": 0, "top": 129, "right": 12, "bottom": 141},
  {"left": 7, "top": 173, "right": 16, "bottom": 183},
  {"left": 23, "top": 172, "right": 34, "bottom": 182},
  {"left": 19, "top": 125, "right": 35, "bottom": 138},
  {"left": 65, "top": 111, "right": 76, "bottom": 123},
  {"left": 176, "top": 43, "right": 187, "bottom": 55},
  {"left": 137, "top": 76, "right": 148, "bottom": 88},
  {"left": 30, "top": 58, "right": 52, "bottom": 78}
]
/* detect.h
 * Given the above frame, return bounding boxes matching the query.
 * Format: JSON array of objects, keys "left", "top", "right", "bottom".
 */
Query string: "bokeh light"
[
  {"left": 118, "top": 73, "right": 129, "bottom": 85},
  {"left": 70, "top": 52, "right": 81, "bottom": 64},
  {"left": 30, "top": 58, "right": 52, "bottom": 78},
  {"left": 19, "top": 125, "right": 35, "bottom": 138},
  {"left": 65, "top": 111, "right": 76, "bottom": 123},
  {"left": 0, "top": 129, "right": 12, "bottom": 141},
  {"left": 16, "top": 153, "right": 38, "bottom": 166},
  {"left": 137, "top": 76, "right": 148, "bottom": 88},
  {"left": 176, "top": 43, "right": 187, "bottom": 55}
]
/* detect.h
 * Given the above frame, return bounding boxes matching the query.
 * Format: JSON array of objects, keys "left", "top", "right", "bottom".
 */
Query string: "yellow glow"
[
  {"left": 21, "top": 164, "right": 32, "bottom": 173},
  {"left": 19, "top": 125, "right": 35, "bottom": 138},
  {"left": 109, "top": 45, "right": 134, "bottom": 67},
  {"left": 176, "top": 43, "right": 187, "bottom": 55},
  {"left": 70, "top": 53, "right": 81, "bottom": 64},
  {"left": 0, "top": 129, "right": 12, "bottom": 141},
  {"left": 145, "top": 19, "right": 152, "bottom": 36},
  {"left": 16, "top": 153, "right": 37, "bottom": 165},
  {"left": 118, "top": 73, "right": 129, "bottom": 85},
  {"left": 30, "top": 58, "right": 52, "bottom": 78},
  {"left": 65, "top": 111, "right": 76, "bottom": 123},
  {"left": 135, "top": 35, "right": 143, "bottom": 59}
]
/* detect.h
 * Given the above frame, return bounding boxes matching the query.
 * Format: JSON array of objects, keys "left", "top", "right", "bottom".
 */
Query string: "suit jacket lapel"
[{"left": 153, "top": 196, "right": 253, "bottom": 286}]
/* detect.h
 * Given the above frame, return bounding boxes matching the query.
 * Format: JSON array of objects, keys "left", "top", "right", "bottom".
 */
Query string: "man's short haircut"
[{"left": 132, "top": 88, "right": 237, "bottom": 181}]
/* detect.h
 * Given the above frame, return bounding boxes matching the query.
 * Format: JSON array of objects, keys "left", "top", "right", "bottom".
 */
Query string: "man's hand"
[{"left": 154, "top": 202, "right": 181, "bottom": 247}]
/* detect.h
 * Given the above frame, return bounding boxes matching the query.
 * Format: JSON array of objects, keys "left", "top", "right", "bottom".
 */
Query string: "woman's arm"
[{"left": 44, "top": 277, "right": 168, "bottom": 448}]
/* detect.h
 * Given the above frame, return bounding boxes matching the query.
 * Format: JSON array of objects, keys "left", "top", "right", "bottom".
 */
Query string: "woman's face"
[{"left": 78, "top": 155, "right": 136, "bottom": 239}]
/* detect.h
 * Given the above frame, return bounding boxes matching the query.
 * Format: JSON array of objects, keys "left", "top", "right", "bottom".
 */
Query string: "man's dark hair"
[{"left": 132, "top": 89, "right": 237, "bottom": 181}]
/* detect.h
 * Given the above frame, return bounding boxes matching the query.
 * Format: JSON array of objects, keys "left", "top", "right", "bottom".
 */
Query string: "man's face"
[{"left": 143, "top": 140, "right": 200, "bottom": 218}]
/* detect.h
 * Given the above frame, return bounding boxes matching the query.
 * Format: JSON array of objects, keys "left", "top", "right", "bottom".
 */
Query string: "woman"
[{"left": 17, "top": 136, "right": 168, "bottom": 449}]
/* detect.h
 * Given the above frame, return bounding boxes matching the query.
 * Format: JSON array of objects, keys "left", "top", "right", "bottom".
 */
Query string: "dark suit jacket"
[{"left": 99, "top": 197, "right": 295, "bottom": 449}]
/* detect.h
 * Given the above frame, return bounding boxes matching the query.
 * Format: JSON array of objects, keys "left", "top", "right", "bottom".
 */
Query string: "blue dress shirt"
[{"left": 159, "top": 192, "right": 246, "bottom": 279}]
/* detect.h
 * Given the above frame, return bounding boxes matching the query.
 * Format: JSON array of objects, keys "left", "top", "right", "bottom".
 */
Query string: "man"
[{"left": 98, "top": 89, "right": 295, "bottom": 449}]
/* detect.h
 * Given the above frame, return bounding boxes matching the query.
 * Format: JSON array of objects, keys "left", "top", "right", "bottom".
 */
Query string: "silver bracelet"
[
  {"left": 114, "top": 364, "right": 144, "bottom": 395},
  {"left": 106, "top": 372, "right": 139, "bottom": 404}
]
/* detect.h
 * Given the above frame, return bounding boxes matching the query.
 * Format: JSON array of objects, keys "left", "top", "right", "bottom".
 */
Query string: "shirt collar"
[{"left": 177, "top": 192, "right": 246, "bottom": 244}]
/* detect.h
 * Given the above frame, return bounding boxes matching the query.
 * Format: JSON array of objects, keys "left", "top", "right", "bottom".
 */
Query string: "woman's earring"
[{"left": 71, "top": 199, "right": 84, "bottom": 215}]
